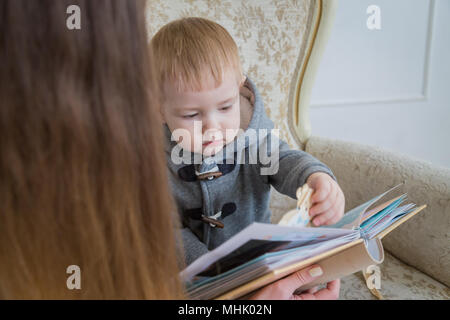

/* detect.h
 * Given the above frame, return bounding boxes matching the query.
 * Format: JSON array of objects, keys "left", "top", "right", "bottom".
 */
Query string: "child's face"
[{"left": 162, "top": 69, "right": 244, "bottom": 157}]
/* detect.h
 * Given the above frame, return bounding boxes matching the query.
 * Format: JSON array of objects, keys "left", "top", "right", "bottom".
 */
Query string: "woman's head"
[{"left": 0, "top": 0, "right": 183, "bottom": 299}]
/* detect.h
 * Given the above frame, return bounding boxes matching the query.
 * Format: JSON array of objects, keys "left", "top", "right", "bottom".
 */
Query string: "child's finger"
[
  {"left": 322, "top": 197, "right": 345, "bottom": 226},
  {"left": 309, "top": 187, "right": 338, "bottom": 217},
  {"left": 310, "top": 178, "right": 331, "bottom": 204},
  {"left": 311, "top": 191, "right": 338, "bottom": 226}
]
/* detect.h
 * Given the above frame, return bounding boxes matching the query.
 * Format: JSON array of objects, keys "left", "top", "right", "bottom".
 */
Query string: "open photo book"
[{"left": 180, "top": 183, "right": 427, "bottom": 300}]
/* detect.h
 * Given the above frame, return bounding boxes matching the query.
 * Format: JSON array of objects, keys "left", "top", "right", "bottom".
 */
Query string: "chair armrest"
[{"left": 306, "top": 135, "right": 450, "bottom": 287}]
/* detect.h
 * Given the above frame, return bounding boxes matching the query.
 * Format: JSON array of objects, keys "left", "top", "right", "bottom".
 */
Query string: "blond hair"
[
  {"left": 150, "top": 17, "right": 243, "bottom": 92},
  {"left": 0, "top": 0, "right": 184, "bottom": 299}
]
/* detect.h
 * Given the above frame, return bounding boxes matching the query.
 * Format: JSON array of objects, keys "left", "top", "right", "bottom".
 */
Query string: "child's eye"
[
  {"left": 182, "top": 113, "right": 198, "bottom": 119},
  {"left": 220, "top": 105, "right": 232, "bottom": 111}
]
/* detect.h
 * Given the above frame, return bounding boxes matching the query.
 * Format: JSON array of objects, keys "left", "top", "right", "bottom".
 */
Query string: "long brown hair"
[{"left": 0, "top": 0, "right": 184, "bottom": 299}]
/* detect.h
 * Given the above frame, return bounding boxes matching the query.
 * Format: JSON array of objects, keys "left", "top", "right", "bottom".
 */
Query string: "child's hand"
[{"left": 306, "top": 172, "right": 345, "bottom": 227}]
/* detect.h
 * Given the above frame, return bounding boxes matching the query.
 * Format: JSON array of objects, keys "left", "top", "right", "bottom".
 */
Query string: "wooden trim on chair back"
[{"left": 288, "top": 0, "right": 338, "bottom": 150}]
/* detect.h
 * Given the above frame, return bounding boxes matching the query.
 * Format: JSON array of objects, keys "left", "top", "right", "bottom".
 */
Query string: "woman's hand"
[
  {"left": 249, "top": 265, "right": 340, "bottom": 300},
  {"left": 306, "top": 172, "right": 345, "bottom": 227}
]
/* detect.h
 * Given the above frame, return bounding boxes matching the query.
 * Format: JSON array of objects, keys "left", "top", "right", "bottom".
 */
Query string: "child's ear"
[{"left": 239, "top": 75, "right": 247, "bottom": 88}]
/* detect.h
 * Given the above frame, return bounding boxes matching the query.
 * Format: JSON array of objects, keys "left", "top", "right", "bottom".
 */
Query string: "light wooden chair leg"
[{"left": 362, "top": 270, "right": 384, "bottom": 300}]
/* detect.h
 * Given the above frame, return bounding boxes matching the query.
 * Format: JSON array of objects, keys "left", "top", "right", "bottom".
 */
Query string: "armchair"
[{"left": 146, "top": 0, "right": 449, "bottom": 299}]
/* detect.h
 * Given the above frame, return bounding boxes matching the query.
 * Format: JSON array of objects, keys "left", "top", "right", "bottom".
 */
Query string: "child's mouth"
[{"left": 202, "top": 140, "right": 222, "bottom": 147}]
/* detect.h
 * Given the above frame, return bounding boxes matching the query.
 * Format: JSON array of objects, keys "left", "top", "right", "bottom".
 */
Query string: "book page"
[
  {"left": 180, "top": 222, "right": 355, "bottom": 282},
  {"left": 187, "top": 233, "right": 359, "bottom": 299},
  {"left": 324, "top": 182, "right": 406, "bottom": 229}
]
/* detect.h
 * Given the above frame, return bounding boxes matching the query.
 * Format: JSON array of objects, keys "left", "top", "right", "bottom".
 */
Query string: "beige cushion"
[{"left": 340, "top": 251, "right": 450, "bottom": 300}]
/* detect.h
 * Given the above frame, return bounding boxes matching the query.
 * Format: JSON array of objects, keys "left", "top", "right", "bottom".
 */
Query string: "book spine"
[{"left": 295, "top": 237, "right": 384, "bottom": 292}]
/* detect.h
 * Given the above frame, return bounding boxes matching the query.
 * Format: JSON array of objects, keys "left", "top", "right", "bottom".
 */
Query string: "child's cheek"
[
  {"left": 226, "top": 105, "right": 241, "bottom": 141},
  {"left": 169, "top": 121, "right": 201, "bottom": 153},
  {"left": 190, "top": 126, "right": 204, "bottom": 153}
]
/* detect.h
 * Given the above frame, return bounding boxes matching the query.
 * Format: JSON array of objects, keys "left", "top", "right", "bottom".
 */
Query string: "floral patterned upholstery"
[{"left": 146, "top": 0, "right": 449, "bottom": 299}]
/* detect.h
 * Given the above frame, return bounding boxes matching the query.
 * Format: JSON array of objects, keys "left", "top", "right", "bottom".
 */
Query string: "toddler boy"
[{"left": 150, "top": 17, "right": 345, "bottom": 265}]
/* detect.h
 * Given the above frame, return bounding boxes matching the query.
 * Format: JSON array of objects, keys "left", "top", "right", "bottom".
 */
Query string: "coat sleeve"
[{"left": 260, "top": 134, "right": 337, "bottom": 199}]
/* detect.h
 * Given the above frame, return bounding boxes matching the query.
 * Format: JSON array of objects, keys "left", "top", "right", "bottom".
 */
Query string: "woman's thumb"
[{"left": 280, "top": 265, "right": 323, "bottom": 293}]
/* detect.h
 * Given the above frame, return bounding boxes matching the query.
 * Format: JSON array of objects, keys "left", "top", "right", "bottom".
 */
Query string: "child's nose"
[{"left": 203, "top": 116, "right": 220, "bottom": 132}]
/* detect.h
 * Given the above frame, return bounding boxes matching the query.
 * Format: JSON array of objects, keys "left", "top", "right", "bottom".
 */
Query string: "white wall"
[{"left": 309, "top": 0, "right": 450, "bottom": 169}]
